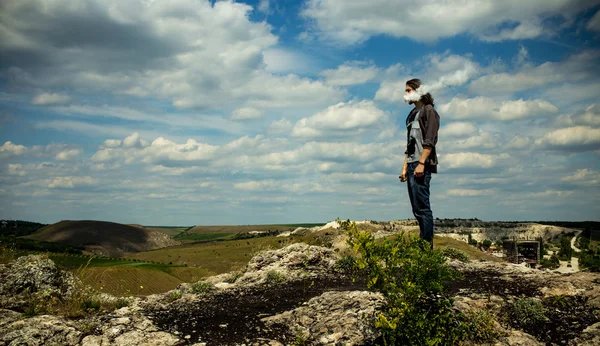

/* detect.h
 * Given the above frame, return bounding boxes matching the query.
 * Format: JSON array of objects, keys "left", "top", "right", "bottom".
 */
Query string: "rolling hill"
[{"left": 25, "top": 220, "right": 179, "bottom": 257}]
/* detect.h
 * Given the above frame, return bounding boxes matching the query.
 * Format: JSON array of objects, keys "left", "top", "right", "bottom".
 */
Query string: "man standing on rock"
[{"left": 399, "top": 79, "right": 440, "bottom": 249}]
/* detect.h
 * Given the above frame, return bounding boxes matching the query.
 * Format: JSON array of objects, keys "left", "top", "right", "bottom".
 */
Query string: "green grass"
[{"left": 174, "top": 232, "right": 234, "bottom": 241}]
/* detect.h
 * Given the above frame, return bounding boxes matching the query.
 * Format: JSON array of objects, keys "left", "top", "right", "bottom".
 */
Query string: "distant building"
[{"left": 503, "top": 239, "right": 540, "bottom": 267}]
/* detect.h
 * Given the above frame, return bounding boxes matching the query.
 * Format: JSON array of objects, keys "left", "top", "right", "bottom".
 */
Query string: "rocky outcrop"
[
  {"left": 263, "top": 291, "right": 384, "bottom": 345},
  {"left": 0, "top": 255, "right": 81, "bottom": 310},
  {"left": 190, "top": 243, "right": 339, "bottom": 291},
  {"left": 1, "top": 243, "right": 599, "bottom": 346}
]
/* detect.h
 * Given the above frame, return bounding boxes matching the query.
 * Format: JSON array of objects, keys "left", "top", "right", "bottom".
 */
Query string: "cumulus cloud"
[
  {"left": 0, "top": 141, "right": 27, "bottom": 159},
  {"left": 32, "top": 93, "right": 70, "bottom": 105},
  {"left": 300, "top": 0, "right": 594, "bottom": 45},
  {"left": 440, "top": 97, "right": 558, "bottom": 120},
  {"left": 47, "top": 176, "right": 96, "bottom": 189},
  {"left": 320, "top": 61, "right": 379, "bottom": 86},
  {"left": 439, "top": 122, "right": 478, "bottom": 137},
  {"left": 291, "top": 100, "right": 388, "bottom": 139},
  {"left": 535, "top": 126, "right": 600, "bottom": 151},
  {"left": 55, "top": 148, "right": 83, "bottom": 161},
  {"left": 553, "top": 104, "right": 600, "bottom": 128},
  {"left": 469, "top": 50, "right": 599, "bottom": 95},
  {"left": 442, "top": 152, "right": 510, "bottom": 170},
  {"left": 560, "top": 169, "right": 600, "bottom": 185},
  {"left": 231, "top": 107, "right": 263, "bottom": 121},
  {"left": 447, "top": 189, "right": 494, "bottom": 196},
  {"left": 1, "top": 0, "right": 344, "bottom": 111},
  {"left": 375, "top": 53, "right": 479, "bottom": 102},
  {"left": 268, "top": 118, "right": 293, "bottom": 135}
]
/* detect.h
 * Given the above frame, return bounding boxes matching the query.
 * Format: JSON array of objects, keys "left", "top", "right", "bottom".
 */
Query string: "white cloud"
[
  {"left": 442, "top": 152, "right": 510, "bottom": 170},
  {"left": 439, "top": 122, "right": 477, "bottom": 137},
  {"left": 291, "top": 100, "right": 388, "bottom": 139},
  {"left": 469, "top": 50, "right": 599, "bottom": 95},
  {"left": 258, "top": 0, "right": 271, "bottom": 14},
  {"left": 554, "top": 104, "right": 600, "bottom": 128},
  {"left": 123, "top": 132, "right": 147, "bottom": 149},
  {"left": 447, "top": 189, "right": 493, "bottom": 197},
  {"left": 535, "top": 126, "right": 600, "bottom": 151},
  {"left": 320, "top": 61, "right": 379, "bottom": 86},
  {"left": 478, "top": 19, "right": 545, "bottom": 42},
  {"left": 504, "top": 136, "right": 532, "bottom": 150},
  {"left": 32, "top": 92, "right": 70, "bottom": 105},
  {"left": 440, "top": 97, "right": 558, "bottom": 120},
  {"left": 375, "top": 53, "right": 479, "bottom": 102},
  {"left": 587, "top": 10, "right": 600, "bottom": 32},
  {"left": 7, "top": 164, "right": 25, "bottom": 176},
  {"left": 300, "top": 0, "right": 594, "bottom": 45},
  {"left": 0, "top": 141, "right": 27, "bottom": 159},
  {"left": 1, "top": 0, "right": 344, "bottom": 112},
  {"left": 561, "top": 169, "right": 600, "bottom": 185},
  {"left": 48, "top": 176, "right": 97, "bottom": 189},
  {"left": 231, "top": 107, "right": 263, "bottom": 121},
  {"left": 55, "top": 148, "right": 82, "bottom": 161},
  {"left": 268, "top": 118, "right": 293, "bottom": 135},
  {"left": 102, "top": 139, "right": 123, "bottom": 148}
]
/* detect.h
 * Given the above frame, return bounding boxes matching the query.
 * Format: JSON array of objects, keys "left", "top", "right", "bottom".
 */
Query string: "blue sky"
[{"left": 1, "top": 0, "right": 599, "bottom": 225}]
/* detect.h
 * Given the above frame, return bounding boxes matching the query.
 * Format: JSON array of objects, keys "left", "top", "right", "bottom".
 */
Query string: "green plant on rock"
[
  {"left": 191, "top": 281, "right": 215, "bottom": 294},
  {"left": 266, "top": 270, "right": 286, "bottom": 285},
  {"left": 509, "top": 298, "right": 548, "bottom": 332},
  {"left": 115, "top": 298, "right": 130, "bottom": 309},
  {"left": 340, "top": 218, "right": 466, "bottom": 346},
  {"left": 225, "top": 272, "right": 243, "bottom": 283},
  {"left": 462, "top": 309, "right": 503, "bottom": 343},
  {"left": 441, "top": 247, "right": 469, "bottom": 263}
]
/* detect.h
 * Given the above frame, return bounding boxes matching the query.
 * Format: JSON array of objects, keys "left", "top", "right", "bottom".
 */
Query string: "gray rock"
[
  {"left": 263, "top": 290, "right": 385, "bottom": 345},
  {"left": 0, "top": 255, "right": 81, "bottom": 310},
  {"left": 570, "top": 322, "right": 600, "bottom": 346},
  {"left": 1, "top": 314, "right": 82, "bottom": 346}
]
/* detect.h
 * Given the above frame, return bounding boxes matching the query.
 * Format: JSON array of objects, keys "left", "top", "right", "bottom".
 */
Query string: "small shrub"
[
  {"left": 115, "top": 298, "right": 130, "bottom": 309},
  {"left": 266, "top": 270, "right": 286, "bottom": 285},
  {"left": 169, "top": 289, "right": 183, "bottom": 301},
  {"left": 462, "top": 309, "right": 503, "bottom": 343},
  {"left": 191, "top": 281, "right": 215, "bottom": 294},
  {"left": 225, "top": 272, "right": 243, "bottom": 283},
  {"left": 335, "top": 254, "right": 359, "bottom": 274},
  {"left": 442, "top": 247, "right": 469, "bottom": 262},
  {"left": 80, "top": 298, "right": 101, "bottom": 313},
  {"left": 341, "top": 218, "right": 466, "bottom": 346},
  {"left": 510, "top": 298, "right": 548, "bottom": 332}
]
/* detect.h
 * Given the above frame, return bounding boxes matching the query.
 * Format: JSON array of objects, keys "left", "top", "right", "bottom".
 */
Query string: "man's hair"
[{"left": 406, "top": 78, "right": 434, "bottom": 107}]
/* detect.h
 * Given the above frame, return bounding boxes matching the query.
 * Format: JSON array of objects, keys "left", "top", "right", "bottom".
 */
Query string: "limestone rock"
[
  {"left": 1, "top": 314, "right": 82, "bottom": 346},
  {"left": 263, "top": 290, "right": 385, "bottom": 345},
  {"left": 0, "top": 255, "right": 81, "bottom": 310}
]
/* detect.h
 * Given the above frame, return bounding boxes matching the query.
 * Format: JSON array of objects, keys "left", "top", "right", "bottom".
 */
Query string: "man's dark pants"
[{"left": 406, "top": 162, "right": 434, "bottom": 249}]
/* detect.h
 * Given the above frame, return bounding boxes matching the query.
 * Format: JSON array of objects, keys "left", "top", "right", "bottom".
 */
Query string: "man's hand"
[
  {"left": 399, "top": 167, "right": 407, "bottom": 182},
  {"left": 414, "top": 163, "right": 425, "bottom": 178}
]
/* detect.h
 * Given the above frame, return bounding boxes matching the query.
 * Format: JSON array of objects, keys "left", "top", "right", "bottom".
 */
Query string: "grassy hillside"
[
  {"left": 25, "top": 220, "right": 176, "bottom": 256},
  {"left": 45, "top": 253, "right": 212, "bottom": 296}
]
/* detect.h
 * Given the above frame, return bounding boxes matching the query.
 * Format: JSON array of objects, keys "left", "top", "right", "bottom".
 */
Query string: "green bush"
[
  {"left": 266, "top": 270, "right": 286, "bottom": 285},
  {"left": 115, "top": 298, "right": 130, "bottom": 309},
  {"left": 225, "top": 272, "right": 243, "bottom": 283},
  {"left": 579, "top": 248, "right": 600, "bottom": 272},
  {"left": 80, "top": 298, "right": 101, "bottom": 313},
  {"left": 462, "top": 310, "right": 503, "bottom": 343},
  {"left": 341, "top": 219, "right": 466, "bottom": 346},
  {"left": 509, "top": 298, "right": 548, "bottom": 332},
  {"left": 191, "top": 281, "right": 215, "bottom": 294},
  {"left": 335, "top": 254, "right": 359, "bottom": 274},
  {"left": 442, "top": 247, "right": 469, "bottom": 262},
  {"left": 168, "top": 289, "right": 183, "bottom": 301}
]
